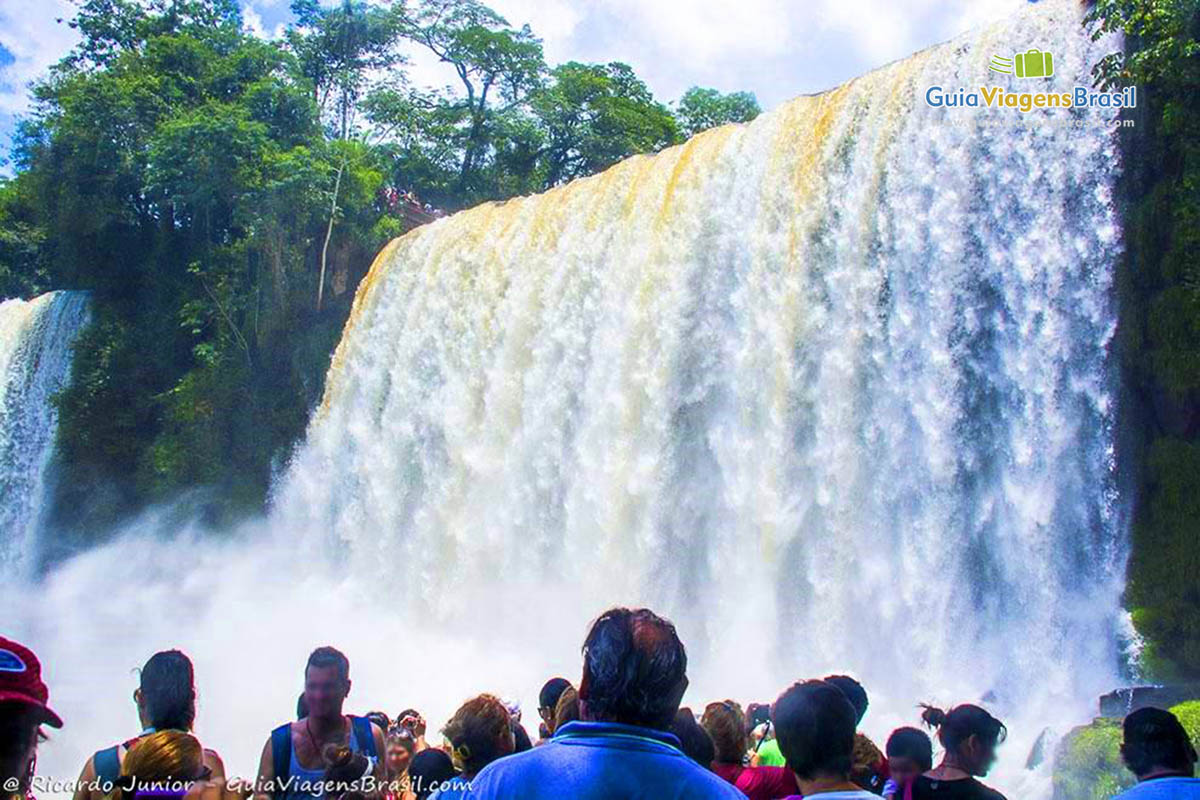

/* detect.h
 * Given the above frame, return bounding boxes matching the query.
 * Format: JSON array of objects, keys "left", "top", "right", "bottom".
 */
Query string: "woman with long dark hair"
[
  {"left": 74, "top": 651, "right": 225, "bottom": 800},
  {"left": 907, "top": 704, "right": 1007, "bottom": 800}
]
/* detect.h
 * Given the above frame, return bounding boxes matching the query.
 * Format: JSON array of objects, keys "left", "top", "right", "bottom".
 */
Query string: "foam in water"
[
  {"left": 0, "top": 291, "right": 90, "bottom": 578},
  {"left": 8, "top": 2, "right": 1127, "bottom": 797}
]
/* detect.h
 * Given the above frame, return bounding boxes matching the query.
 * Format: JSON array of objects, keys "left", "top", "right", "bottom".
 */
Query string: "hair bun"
[{"left": 920, "top": 704, "right": 948, "bottom": 728}]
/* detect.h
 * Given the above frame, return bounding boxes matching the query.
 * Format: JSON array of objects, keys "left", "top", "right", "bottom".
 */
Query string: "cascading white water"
[
  {"left": 0, "top": 291, "right": 89, "bottom": 578},
  {"left": 9, "top": 1, "right": 1130, "bottom": 797},
  {"left": 282, "top": 0, "right": 1128, "bottom": 731}
]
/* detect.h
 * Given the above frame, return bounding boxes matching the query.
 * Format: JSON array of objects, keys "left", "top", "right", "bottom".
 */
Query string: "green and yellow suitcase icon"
[{"left": 1014, "top": 49, "right": 1054, "bottom": 78}]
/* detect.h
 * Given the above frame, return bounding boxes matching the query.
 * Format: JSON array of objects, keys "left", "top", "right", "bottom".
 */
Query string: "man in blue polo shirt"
[
  {"left": 467, "top": 607, "right": 746, "bottom": 800},
  {"left": 1112, "top": 707, "right": 1200, "bottom": 799}
]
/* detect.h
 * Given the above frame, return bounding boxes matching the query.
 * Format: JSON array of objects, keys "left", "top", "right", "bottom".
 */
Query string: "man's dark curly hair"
[{"left": 578, "top": 607, "right": 688, "bottom": 730}]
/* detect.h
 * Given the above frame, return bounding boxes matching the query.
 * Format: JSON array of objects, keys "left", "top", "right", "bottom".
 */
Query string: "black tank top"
[{"left": 910, "top": 775, "right": 1008, "bottom": 800}]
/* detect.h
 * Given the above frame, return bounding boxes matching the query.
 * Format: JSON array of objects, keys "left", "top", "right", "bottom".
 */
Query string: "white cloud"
[
  {"left": 469, "top": 0, "right": 1030, "bottom": 108},
  {"left": 243, "top": 6, "right": 288, "bottom": 40},
  {"left": 0, "top": 0, "right": 79, "bottom": 116}
]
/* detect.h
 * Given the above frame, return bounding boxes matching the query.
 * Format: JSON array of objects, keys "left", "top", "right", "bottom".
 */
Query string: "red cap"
[{"left": 0, "top": 636, "right": 63, "bottom": 728}]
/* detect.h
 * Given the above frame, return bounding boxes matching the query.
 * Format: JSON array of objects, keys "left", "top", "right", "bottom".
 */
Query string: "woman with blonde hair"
[
  {"left": 115, "top": 732, "right": 251, "bottom": 800},
  {"left": 113, "top": 731, "right": 210, "bottom": 800},
  {"left": 432, "top": 695, "right": 514, "bottom": 799},
  {"left": 702, "top": 700, "right": 798, "bottom": 800}
]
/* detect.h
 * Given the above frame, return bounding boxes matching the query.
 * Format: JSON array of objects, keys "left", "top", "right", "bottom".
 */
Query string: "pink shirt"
[{"left": 712, "top": 762, "right": 800, "bottom": 800}]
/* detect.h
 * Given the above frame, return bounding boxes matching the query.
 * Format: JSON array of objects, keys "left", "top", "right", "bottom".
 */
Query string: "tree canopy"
[{"left": 0, "top": 0, "right": 761, "bottom": 528}]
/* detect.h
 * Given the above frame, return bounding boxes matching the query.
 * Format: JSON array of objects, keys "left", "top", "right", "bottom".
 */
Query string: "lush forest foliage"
[
  {"left": 0, "top": 0, "right": 760, "bottom": 530},
  {"left": 1087, "top": 0, "right": 1200, "bottom": 679}
]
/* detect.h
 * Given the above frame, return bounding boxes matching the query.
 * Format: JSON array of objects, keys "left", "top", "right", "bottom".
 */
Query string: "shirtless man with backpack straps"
[{"left": 253, "top": 646, "right": 386, "bottom": 800}]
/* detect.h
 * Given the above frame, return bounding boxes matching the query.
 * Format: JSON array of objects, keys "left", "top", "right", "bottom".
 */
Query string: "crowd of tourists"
[
  {"left": 2, "top": 608, "right": 1197, "bottom": 800},
  {"left": 379, "top": 187, "right": 443, "bottom": 220}
]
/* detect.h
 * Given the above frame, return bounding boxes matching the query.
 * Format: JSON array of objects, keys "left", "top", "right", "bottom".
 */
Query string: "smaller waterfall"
[{"left": 0, "top": 291, "right": 90, "bottom": 577}]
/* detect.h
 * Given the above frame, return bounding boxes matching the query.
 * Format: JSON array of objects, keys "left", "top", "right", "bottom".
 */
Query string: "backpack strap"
[
  {"left": 349, "top": 716, "right": 377, "bottom": 758},
  {"left": 270, "top": 723, "right": 293, "bottom": 799},
  {"left": 93, "top": 746, "right": 121, "bottom": 791}
]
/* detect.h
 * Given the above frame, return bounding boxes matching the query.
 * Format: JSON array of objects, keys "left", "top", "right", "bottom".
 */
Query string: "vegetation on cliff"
[
  {"left": 1088, "top": 0, "right": 1200, "bottom": 679},
  {"left": 0, "top": 0, "right": 759, "bottom": 534}
]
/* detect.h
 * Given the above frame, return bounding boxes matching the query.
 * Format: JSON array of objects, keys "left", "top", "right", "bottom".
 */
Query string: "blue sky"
[{"left": 0, "top": 0, "right": 1032, "bottom": 169}]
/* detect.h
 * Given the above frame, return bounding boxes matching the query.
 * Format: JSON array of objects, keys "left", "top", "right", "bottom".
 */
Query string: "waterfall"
[
  {"left": 10, "top": 1, "right": 1128, "bottom": 796},
  {"left": 279, "top": 0, "right": 1125, "bottom": 719},
  {"left": 0, "top": 291, "right": 90, "bottom": 578}
]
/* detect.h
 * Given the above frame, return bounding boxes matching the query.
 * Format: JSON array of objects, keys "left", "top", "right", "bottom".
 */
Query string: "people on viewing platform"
[
  {"left": 115, "top": 730, "right": 214, "bottom": 800},
  {"left": 535, "top": 678, "right": 571, "bottom": 743},
  {"left": 15, "top": 608, "right": 1192, "bottom": 800},
  {"left": 382, "top": 725, "right": 417, "bottom": 800},
  {"left": 317, "top": 740, "right": 374, "bottom": 800},
  {"left": 379, "top": 187, "right": 443, "bottom": 222},
  {"left": 752, "top": 702, "right": 788, "bottom": 767},
  {"left": 393, "top": 709, "right": 429, "bottom": 753},
  {"left": 406, "top": 748, "right": 457, "bottom": 800},
  {"left": 671, "top": 707, "right": 716, "bottom": 768},
  {"left": 429, "top": 695, "right": 513, "bottom": 799},
  {"left": 824, "top": 674, "right": 889, "bottom": 794},
  {"left": 551, "top": 684, "right": 580, "bottom": 734}
]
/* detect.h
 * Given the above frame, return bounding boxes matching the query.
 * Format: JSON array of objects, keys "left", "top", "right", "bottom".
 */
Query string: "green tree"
[
  {"left": 531, "top": 61, "right": 678, "bottom": 186},
  {"left": 63, "top": 0, "right": 243, "bottom": 70},
  {"left": 402, "top": 0, "right": 545, "bottom": 195},
  {"left": 13, "top": 0, "right": 395, "bottom": 524},
  {"left": 0, "top": 179, "right": 49, "bottom": 298},
  {"left": 364, "top": 83, "right": 466, "bottom": 206},
  {"left": 287, "top": 0, "right": 407, "bottom": 139},
  {"left": 674, "top": 86, "right": 760, "bottom": 138},
  {"left": 1086, "top": 0, "right": 1200, "bottom": 677}
]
